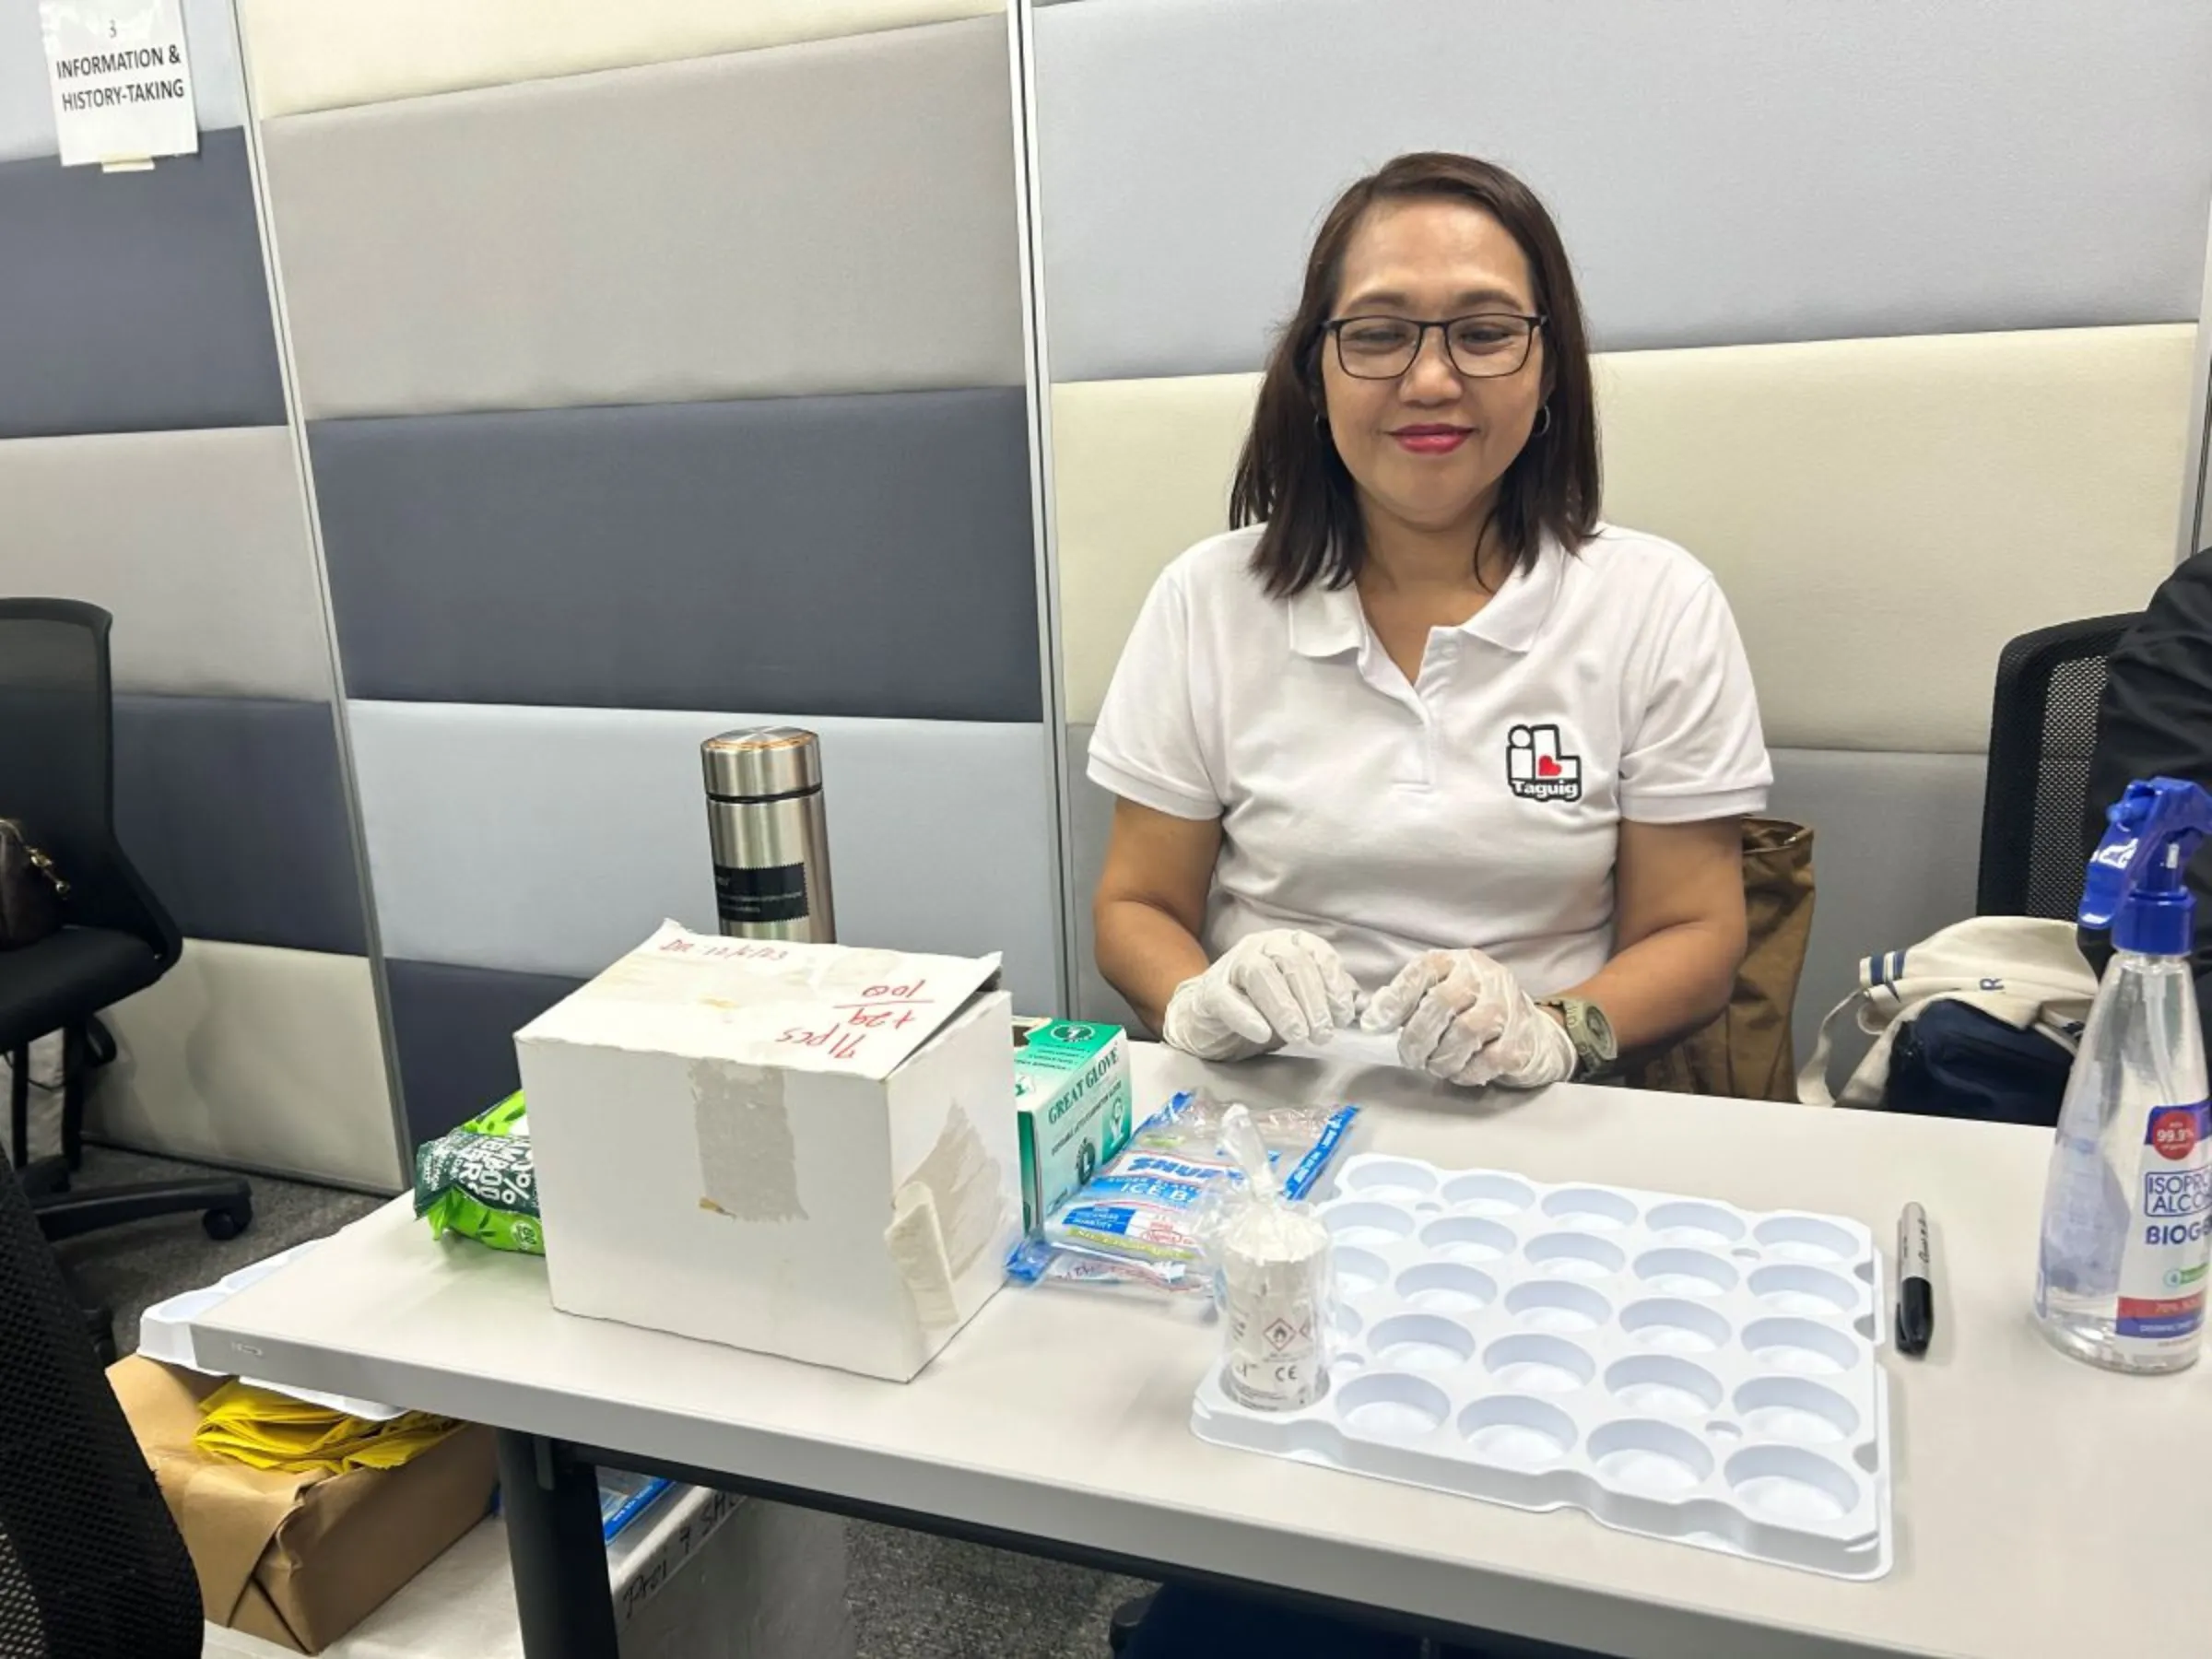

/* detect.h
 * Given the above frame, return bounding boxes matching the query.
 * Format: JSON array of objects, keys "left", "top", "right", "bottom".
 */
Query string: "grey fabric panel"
[
  {"left": 112, "top": 695, "right": 367, "bottom": 956},
  {"left": 0, "top": 426, "right": 332, "bottom": 701},
  {"left": 1768, "top": 750, "right": 1987, "bottom": 1083},
  {"left": 237, "top": 0, "right": 1006, "bottom": 120},
  {"left": 0, "top": 0, "right": 248, "bottom": 163},
  {"left": 0, "top": 128, "right": 285, "bottom": 438},
  {"left": 261, "top": 17, "right": 1022, "bottom": 418},
  {"left": 310, "top": 390, "right": 1041, "bottom": 720},
  {"left": 385, "top": 959, "right": 584, "bottom": 1144},
  {"left": 347, "top": 700, "right": 1060, "bottom": 1013},
  {"left": 1068, "top": 726, "right": 1990, "bottom": 1081},
  {"left": 1036, "top": 0, "right": 2212, "bottom": 382}
]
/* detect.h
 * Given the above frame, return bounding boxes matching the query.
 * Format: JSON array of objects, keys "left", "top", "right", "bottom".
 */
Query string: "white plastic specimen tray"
[{"left": 1192, "top": 1155, "right": 1892, "bottom": 1579}]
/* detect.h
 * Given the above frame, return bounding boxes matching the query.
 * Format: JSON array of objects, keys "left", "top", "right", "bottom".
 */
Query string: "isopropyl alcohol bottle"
[{"left": 2035, "top": 778, "right": 2212, "bottom": 1373}]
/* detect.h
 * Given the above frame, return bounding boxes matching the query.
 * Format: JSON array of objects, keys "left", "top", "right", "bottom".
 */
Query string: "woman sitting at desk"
[
  {"left": 1091, "top": 151, "right": 1771, "bottom": 1097},
  {"left": 1100, "top": 146, "right": 1772, "bottom": 1659}
]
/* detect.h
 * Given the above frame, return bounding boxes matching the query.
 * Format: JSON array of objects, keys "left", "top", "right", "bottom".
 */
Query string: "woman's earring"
[
  {"left": 1532, "top": 403, "right": 1553, "bottom": 438},
  {"left": 1313, "top": 408, "right": 1331, "bottom": 439}
]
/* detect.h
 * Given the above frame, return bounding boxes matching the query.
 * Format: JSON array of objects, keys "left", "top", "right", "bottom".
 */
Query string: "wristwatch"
[{"left": 1538, "top": 996, "right": 1618, "bottom": 1080}]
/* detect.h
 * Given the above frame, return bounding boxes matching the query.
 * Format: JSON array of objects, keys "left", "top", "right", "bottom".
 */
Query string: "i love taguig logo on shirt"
[{"left": 1507, "top": 724, "right": 1583, "bottom": 804}]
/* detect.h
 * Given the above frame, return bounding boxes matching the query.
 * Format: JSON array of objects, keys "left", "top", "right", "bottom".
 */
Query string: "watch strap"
[{"left": 1539, "top": 996, "right": 1618, "bottom": 1080}]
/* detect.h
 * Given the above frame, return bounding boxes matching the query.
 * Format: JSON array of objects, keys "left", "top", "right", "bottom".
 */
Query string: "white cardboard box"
[{"left": 518, "top": 922, "right": 1019, "bottom": 1382}]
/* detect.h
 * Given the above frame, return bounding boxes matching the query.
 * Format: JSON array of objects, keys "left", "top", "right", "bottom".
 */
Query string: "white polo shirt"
[{"left": 1088, "top": 524, "right": 1771, "bottom": 997}]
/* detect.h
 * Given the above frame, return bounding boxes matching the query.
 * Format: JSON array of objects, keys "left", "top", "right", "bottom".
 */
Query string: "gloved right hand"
[{"left": 1159, "top": 930, "right": 1363, "bottom": 1061}]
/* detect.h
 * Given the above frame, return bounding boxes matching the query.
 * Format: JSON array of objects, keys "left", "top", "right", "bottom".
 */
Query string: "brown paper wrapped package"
[{"left": 107, "top": 1356, "right": 498, "bottom": 1653}]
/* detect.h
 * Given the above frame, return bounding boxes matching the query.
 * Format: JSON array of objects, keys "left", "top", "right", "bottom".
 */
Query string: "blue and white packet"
[{"left": 1006, "top": 1090, "right": 1358, "bottom": 1293}]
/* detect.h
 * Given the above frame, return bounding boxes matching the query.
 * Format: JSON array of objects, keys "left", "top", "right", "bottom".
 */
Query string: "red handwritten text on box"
[
  {"left": 656, "top": 936, "right": 788, "bottom": 963},
  {"left": 778, "top": 979, "right": 933, "bottom": 1062},
  {"left": 776, "top": 1022, "right": 867, "bottom": 1063}
]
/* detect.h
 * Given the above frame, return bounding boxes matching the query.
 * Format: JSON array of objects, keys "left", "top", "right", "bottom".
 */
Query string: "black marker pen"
[{"left": 1896, "top": 1202, "right": 1934, "bottom": 1357}]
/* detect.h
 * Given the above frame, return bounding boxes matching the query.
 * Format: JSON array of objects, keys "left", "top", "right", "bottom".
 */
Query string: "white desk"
[{"left": 193, "top": 1044, "right": 2212, "bottom": 1659}]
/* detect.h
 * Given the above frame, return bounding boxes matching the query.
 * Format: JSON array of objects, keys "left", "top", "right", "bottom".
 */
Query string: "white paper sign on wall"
[{"left": 39, "top": 0, "right": 198, "bottom": 169}]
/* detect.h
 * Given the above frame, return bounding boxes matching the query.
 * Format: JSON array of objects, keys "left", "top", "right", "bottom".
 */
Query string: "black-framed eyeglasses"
[{"left": 1323, "top": 312, "right": 1546, "bottom": 381}]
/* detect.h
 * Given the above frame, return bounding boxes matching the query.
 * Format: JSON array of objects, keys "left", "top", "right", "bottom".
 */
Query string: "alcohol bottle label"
[{"left": 2116, "top": 1100, "right": 2212, "bottom": 1342}]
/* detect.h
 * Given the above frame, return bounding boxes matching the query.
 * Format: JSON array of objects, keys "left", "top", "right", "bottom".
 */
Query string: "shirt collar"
[
  {"left": 1284, "top": 534, "right": 1568, "bottom": 660},
  {"left": 1460, "top": 533, "right": 1566, "bottom": 654},
  {"left": 1286, "top": 580, "right": 1365, "bottom": 658}
]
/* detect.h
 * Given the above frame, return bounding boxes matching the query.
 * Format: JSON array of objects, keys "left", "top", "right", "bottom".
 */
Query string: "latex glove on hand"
[
  {"left": 1160, "top": 930, "right": 1364, "bottom": 1062},
  {"left": 1361, "top": 948, "right": 1577, "bottom": 1088}
]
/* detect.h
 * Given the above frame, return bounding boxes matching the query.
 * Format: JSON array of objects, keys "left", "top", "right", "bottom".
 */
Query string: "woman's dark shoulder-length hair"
[{"left": 1230, "top": 151, "right": 1601, "bottom": 599}]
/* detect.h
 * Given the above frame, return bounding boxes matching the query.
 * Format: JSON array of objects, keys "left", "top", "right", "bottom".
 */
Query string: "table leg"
[{"left": 497, "top": 1430, "right": 620, "bottom": 1659}]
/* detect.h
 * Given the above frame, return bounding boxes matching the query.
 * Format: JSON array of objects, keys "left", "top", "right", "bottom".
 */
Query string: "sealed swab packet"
[
  {"left": 1006, "top": 1090, "right": 1357, "bottom": 1293},
  {"left": 1214, "top": 1103, "right": 1333, "bottom": 1410}
]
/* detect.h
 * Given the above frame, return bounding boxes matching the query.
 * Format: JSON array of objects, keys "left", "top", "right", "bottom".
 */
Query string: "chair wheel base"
[
  {"left": 203, "top": 1198, "right": 252, "bottom": 1241},
  {"left": 1109, "top": 1592, "right": 1155, "bottom": 1653},
  {"left": 20, "top": 1157, "right": 70, "bottom": 1200}
]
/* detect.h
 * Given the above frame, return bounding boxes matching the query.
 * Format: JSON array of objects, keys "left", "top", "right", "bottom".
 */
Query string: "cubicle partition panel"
[
  {"left": 5, "top": 0, "right": 2206, "bottom": 1188},
  {"left": 1030, "top": 0, "right": 2212, "bottom": 1062},
  {"left": 0, "top": 4, "right": 397, "bottom": 1188},
  {"left": 238, "top": 2, "right": 1054, "bottom": 1143}
]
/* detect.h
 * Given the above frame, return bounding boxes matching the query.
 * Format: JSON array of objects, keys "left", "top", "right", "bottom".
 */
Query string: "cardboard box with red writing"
[{"left": 518, "top": 921, "right": 1019, "bottom": 1382}]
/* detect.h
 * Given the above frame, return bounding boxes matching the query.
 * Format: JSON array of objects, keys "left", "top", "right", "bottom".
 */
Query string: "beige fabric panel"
[
  {"left": 241, "top": 0, "right": 1004, "bottom": 118},
  {"left": 1601, "top": 326, "right": 2194, "bottom": 751},
  {"left": 1053, "top": 325, "right": 2197, "bottom": 748},
  {"left": 0, "top": 427, "right": 332, "bottom": 701},
  {"left": 263, "top": 19, "right": 1024, "bottom": 418},
  {"left": 88, "top": 941, "right": 403, "bottom": 1192},
  {"left": 1054, "top": 371, "right": 1259, "bottom": 734}
]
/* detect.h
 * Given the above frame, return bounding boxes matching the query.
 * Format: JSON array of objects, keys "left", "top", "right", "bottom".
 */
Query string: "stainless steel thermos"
[{"left": 700, "top": 727, "right": 835, "bottom": 942}]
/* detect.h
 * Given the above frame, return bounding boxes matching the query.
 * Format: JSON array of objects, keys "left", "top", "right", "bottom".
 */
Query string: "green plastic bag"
[{"left": 413, "top": 1091, "right": 543, "bottom": 1254}]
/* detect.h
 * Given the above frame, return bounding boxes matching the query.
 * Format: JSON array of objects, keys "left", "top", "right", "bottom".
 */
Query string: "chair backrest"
[
  {"left": 1976, "top": 613, "right": 2143, "bottom": 921},
  {"left": 0, "top": 1140, "right": 204, "bottom": 1656},
  {"left": 0, "top": 600, "right": 179, "bottom": 964}
]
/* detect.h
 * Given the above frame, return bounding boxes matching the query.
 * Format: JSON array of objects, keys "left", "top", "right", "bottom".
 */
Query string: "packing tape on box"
[
  {"left": 885, "top": 1184, "right": 960, "bottom": 1329},
  {"left": 886, "top": 1098, "right": 1011, "bottom": 1328},
  {"left": 693, "top": 1060, "right": 806, "bottom": 1223},
  {"left": 908, "top": 1099, "right": 1007, "bottom": 1277}
]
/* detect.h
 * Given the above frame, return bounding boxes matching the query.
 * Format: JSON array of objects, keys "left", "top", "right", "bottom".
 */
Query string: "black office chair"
[
  {"left": 0, "top": 1115, "right": 206, "bottom": 1657},
  {"left": 0, "top": 602, "right": 252, "bottom": 1352},
  {"left": 1976, "top": 613, "right": 2143, "bottom": 922}
]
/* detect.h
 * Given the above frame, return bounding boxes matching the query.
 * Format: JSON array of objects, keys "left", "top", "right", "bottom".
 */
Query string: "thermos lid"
[{"left": 701, "top": 726, "right": 822, "bottom": 800}]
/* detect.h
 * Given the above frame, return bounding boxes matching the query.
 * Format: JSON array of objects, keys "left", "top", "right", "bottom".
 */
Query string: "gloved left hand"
[{"left": 1360, "top": 948, "right": 1577, "bottom": 1088}]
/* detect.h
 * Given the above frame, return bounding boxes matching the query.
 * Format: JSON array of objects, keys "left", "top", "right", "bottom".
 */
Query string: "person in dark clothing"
[{"left": 2083, "top": 547, "right": 2212, "bottom": 1042}]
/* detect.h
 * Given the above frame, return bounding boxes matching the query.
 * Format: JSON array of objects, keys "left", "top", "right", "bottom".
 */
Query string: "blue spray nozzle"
[{"left": 2081, "top": 777, "right": 2212, "bottom": 954}]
